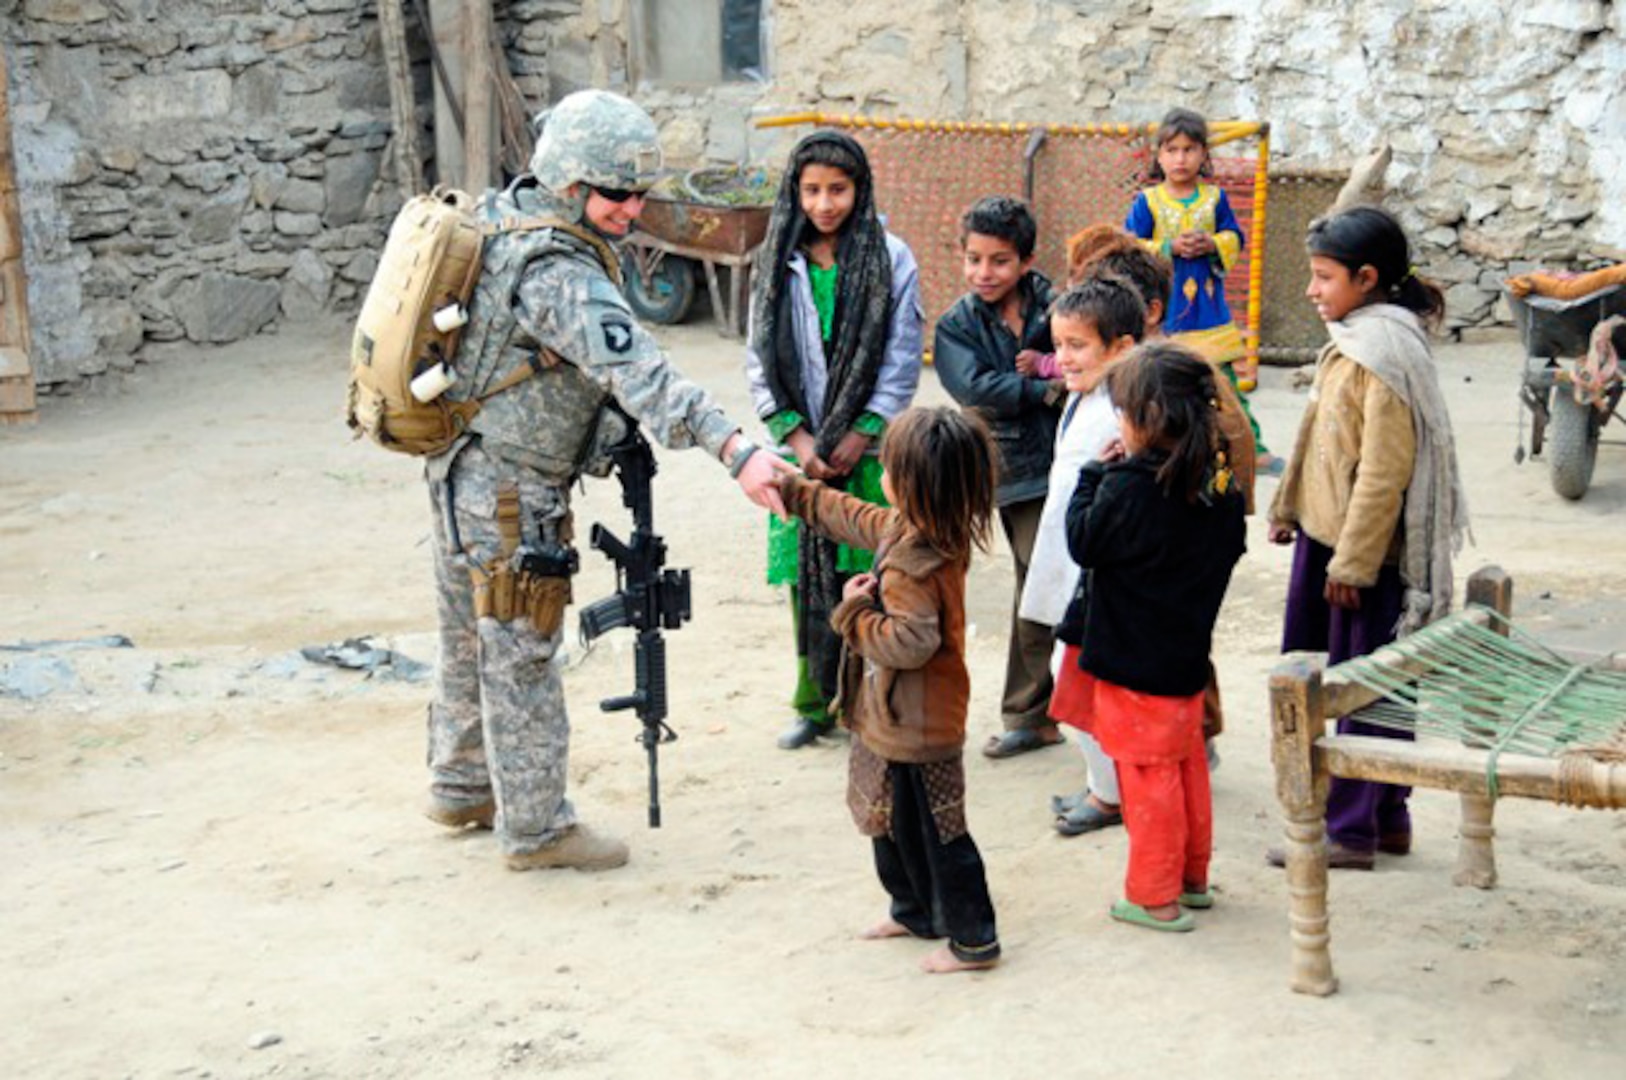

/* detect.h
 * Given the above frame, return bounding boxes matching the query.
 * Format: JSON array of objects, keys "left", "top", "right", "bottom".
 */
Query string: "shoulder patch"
[{"left": 601, "top": 315, "right": 634, "bottom": 354}]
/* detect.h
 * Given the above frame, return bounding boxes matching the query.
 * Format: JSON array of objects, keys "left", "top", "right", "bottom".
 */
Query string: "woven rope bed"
[{"left": 1269, "top": 566, "right": 1626, "bottom": 995}]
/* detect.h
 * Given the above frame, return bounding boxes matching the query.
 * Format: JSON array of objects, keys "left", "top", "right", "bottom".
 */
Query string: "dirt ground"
[{"left": 2, "top": 312, "right": 1624, "bottom": 1079}]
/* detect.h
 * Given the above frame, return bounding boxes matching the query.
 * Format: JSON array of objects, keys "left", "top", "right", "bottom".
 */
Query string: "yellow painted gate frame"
[{"left": 757, "top": 113, "right": 1271, "bottom": 370}]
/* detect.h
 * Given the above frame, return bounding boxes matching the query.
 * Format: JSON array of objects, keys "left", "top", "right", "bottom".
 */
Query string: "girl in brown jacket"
[{"left": 777, "top": 406, "right": 1001, "bottom": 973}]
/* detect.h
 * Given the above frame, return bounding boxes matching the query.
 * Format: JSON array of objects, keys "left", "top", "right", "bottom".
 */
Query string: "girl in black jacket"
[{"left": 1052, "top": 343, "right": 1245, "bottom": 932}]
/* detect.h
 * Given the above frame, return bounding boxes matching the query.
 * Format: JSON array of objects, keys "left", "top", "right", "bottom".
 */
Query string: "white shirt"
[{"left": 1019, "top": 386, "right": 1120, "bottom": 626}]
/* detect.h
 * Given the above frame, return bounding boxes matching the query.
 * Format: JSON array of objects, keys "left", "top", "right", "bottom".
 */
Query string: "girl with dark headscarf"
[{"left": 745, "top": 130, "right": 925, "bottom": 750}]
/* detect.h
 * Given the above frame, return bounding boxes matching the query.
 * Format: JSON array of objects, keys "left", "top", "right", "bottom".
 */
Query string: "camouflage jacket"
[{"left": 432, "top": 179, "right": 738, "bottom": 484}]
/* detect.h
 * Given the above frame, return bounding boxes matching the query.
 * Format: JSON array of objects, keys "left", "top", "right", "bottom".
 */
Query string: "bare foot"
[
  {"left": 860, "top": 918, "right": 911, "bottom": 940},
  {"left": 1142, "top": 902, "right": 1183, "bottom": 922},
  {"left": 920, "top": 945, "right": 999, "bottom": 974}
]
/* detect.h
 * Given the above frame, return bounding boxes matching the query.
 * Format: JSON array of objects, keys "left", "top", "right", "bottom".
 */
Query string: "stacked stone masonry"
[{"left": 6, "top": 0, "right": 1624, "bottom": 389}]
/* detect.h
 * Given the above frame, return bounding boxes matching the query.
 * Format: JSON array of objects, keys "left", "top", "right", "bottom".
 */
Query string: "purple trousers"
[{"left": 1281, "top": 534, "right": 1412, "bottom": 852}]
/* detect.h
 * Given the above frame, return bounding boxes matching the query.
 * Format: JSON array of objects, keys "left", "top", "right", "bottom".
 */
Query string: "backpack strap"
[
  {"left": 451, "top": 215, "right": 621, "bottom": 435},
  {"left": 444, "top": 348, "right": 567, "bottom": 430},
  {"left": 484, "top": 215, "right": 623, "bottom": 289}
]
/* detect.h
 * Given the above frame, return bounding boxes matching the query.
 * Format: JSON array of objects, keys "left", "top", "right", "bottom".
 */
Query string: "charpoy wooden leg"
[
  {"left": 1453, "top": 793, "right": 1498, "bottom": 888},
  {"left": 1455, "top": 567, "right": 1512, "bottom": 889},
  {"left": 1271, "top": 653, "right": 1337, "bottom": 996}
]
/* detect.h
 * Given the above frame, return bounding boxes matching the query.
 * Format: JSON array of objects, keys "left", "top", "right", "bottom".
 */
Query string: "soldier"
[{"left": 422, "top": 89, "right": 792, "bottom": 871}]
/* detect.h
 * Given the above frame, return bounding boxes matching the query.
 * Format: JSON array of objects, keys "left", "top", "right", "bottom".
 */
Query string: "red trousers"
[
  {"left": 1051, "top": 647, "right": 1212, "bottom": 906},
  {"left": 1117, "top": 721, "right": 1212, "bottom": 907}
]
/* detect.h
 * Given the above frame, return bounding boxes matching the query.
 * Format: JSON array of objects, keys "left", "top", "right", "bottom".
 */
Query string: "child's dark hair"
[
  {"left": 1050, "top": 275, "right": 1147, "bottom": 345},
  {"left": 959, "top": 195, "right": 1037, "bottom": 261},
  {"left": 1147, "top": 106, "right": 1213, "bottom": 181},
  {"left": 880, "top": 406, "right": 998, "bottom": 559},
  {"left": 1307, "top": 206, "right": 1446, "bottom": 329},
  {"left": 1107, "top": 342, "right": 1227, "bottom": 503}
]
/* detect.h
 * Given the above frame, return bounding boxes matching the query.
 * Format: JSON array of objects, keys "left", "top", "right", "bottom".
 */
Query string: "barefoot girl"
[{"left": 777, "top": 406, "right": 1001, "bottom": 972}]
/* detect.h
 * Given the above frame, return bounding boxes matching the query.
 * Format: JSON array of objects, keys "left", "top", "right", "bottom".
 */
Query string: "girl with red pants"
[{"left": 1051, "top": 343, "right": 1246, "bottom": 931}]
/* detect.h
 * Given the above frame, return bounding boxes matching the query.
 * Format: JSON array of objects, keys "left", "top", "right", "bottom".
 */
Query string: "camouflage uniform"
[{"left": 424, "top": 91, "right": 739, "bottom": 857}]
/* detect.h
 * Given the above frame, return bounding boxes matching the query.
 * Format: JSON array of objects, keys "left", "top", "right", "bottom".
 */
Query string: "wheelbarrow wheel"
[
  {"left": 622, "top": 250, "right": 697, "bottom": 325},
  {"left": 1547, "top": 387, "right": 1599, "bottom": 500}
]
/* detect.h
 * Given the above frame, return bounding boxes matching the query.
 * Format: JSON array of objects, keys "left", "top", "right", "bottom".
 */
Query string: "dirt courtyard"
[{"left": 2, "top": 314, "right": 1624, "bottom": 1079}]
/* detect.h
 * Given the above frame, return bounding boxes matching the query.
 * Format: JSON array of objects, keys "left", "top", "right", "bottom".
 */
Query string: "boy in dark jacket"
[{"left": 933, "top": 196, "right": 1066, "bottom": 759}]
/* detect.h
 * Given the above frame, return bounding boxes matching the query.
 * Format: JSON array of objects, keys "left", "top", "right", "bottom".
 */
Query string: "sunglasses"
[{"left": 591, "top": 185, "right": 647, "bottom": 204}]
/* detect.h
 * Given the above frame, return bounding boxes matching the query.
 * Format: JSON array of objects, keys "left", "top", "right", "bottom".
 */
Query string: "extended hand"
[
  {"left": 1097, "top": 438, "right": 1127, "bottom": 464},
  {"left": 1014, "top": 349, "right": 1041, "bottom": 375},
  {"left": 736, "top": 450, "right": 796, "bottom": 518},
  {"left": 825, "top": 430, "right": 872, "bottom": 477}
]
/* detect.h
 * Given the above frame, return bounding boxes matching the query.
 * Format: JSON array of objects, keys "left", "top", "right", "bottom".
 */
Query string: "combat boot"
[
  {"left": 425, "top": 797, "right": 495, "bottom": 830},
  {"left": 505, "top": 824, "right": 629, "bottom": 872}
]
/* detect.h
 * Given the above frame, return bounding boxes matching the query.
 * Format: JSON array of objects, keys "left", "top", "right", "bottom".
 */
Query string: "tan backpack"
[{"left": 345, "top": 186, "right": 618, "bottom": 457}]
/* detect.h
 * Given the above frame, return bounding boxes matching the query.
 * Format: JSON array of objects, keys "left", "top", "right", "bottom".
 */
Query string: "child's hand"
[
  {"left": 1324, "top": 579, "right": 1362, "bottom": 611},
  {"left": 786, "top": 427, "right": 817, "bottom": 468},
  {"left": 1266, "top": 523, "right": 1297, "bottom": 545},
  {"left": 1098, "top": 438, "right": 1127, "bottom": 464},
  {"left": 1014, "top": 349, "right": 1042, "bottom": 375},
  {"left": 1174, "top": 231, "right": 1214, "bottom": 259},
  {"left": 826, "top": 430, "right": 871, "bottom": 477},
  {"left": 843, "top": 573, "right": 878, "bottom": 603}
]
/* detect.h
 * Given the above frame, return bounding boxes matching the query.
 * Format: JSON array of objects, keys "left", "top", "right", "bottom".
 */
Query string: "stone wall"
[
  {"left": 8, "top": 1, "right": 1625, "bottom": 390},
  {"left": 632, "top": 0, "right": 1626, "bottom": 333},
  {"left": 6, "top": 0, "right": 412, "bottom": 388}
]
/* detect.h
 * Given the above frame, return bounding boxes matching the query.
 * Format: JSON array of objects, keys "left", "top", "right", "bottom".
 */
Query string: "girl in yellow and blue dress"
[
  {"left": 1126, "top": 107, "right": 1279, "bottom": 472},
  {"left": 745, "top": 130, "right": 925, "bottom": 750}
]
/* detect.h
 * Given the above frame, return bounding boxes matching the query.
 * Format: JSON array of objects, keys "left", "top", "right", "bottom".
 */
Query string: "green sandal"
[
  {"left": 1178, "top": 888, "right": 1214, "bottom": 910},
  {"left": 1110, "top": 899, "right": 1195, "bottom": 933}
]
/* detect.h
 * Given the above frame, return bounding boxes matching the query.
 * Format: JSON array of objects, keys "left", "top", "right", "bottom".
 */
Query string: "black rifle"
[{"left": 577, "top": 423, "right": 691, "bottom": 828}]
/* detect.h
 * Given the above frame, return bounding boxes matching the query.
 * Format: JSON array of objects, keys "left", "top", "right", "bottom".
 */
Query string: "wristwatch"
[{"left": 726, "top": 437, "right": 760, "bottom": 478}]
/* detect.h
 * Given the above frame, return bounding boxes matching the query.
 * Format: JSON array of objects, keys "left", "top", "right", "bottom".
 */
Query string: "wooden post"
[
  {"left": 377, "top": 1, "right": 423, "bottom": 198},
  {"left": 0, "top": 45, "right": 38, "bottom": 424},
  {"left": 1455, "top": 566, "right": 1513, "bottom": 888},
  {"left": 1271, "top": 653, "right": 1338, "bottom": 996},
  {"left": 461, "top": 0, "right": 497, "bottom": 192},
  {"left": 427, "top": 0, "right": 466, "bottom": 187}
]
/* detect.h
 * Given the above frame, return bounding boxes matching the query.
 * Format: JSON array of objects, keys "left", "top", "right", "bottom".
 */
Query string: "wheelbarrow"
[
  {"left": 621, "top": 169, "right": 773, "bottom": 339},
  {"left": 1506, "top": 284, "right": 1626, "bottom": 499}
]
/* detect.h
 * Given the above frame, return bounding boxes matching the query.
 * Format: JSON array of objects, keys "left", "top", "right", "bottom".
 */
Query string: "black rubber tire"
[
  {"left": 1547, "top": 387, "right": 1599, "bottom": 500},
  {"left": 621, "top": 252, "right": 697, "bottom": 325}
]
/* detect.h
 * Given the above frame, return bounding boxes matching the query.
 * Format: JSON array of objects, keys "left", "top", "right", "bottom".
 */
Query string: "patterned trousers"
[{"left": 425, "top": 442, "right": 577, "bottom": 856}]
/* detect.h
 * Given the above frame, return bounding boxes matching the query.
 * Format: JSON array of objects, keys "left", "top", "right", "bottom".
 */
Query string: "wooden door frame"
[{"left": 0, "top": 44, "right": 37, "bottom": 423}]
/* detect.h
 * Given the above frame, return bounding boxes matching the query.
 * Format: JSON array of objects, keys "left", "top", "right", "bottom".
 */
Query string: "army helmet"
[{"left": 530, "top": 90, "right": 664, "bottom": 195}]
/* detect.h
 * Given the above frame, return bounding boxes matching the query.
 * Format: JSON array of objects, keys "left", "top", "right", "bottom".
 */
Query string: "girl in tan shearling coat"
[{"left": 1268, "top": 207, "right": 1469, "bottom": 871}]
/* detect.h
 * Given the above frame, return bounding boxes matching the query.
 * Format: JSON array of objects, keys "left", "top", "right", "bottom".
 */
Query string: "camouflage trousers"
[{"left": 426, "top": 441, "right": 577, "bottom": 856}]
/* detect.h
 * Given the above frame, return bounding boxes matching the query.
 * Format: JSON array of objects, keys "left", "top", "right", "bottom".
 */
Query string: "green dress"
[{"left": 764, "top": 260, "right": 891, "bottom": 719}]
